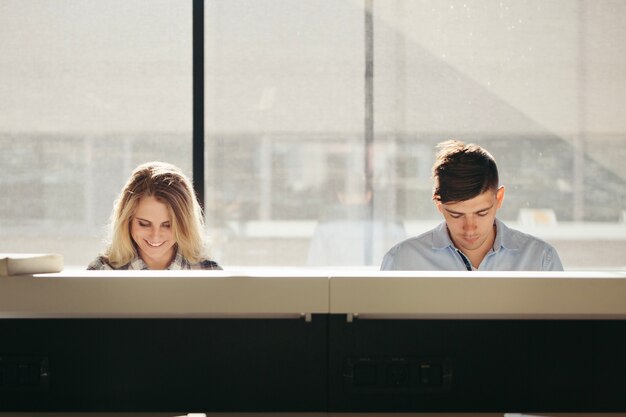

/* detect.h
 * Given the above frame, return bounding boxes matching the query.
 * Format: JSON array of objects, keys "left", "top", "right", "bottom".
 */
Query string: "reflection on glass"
[{"left": 205, "top": 0, "right": 625, "bottom": 268}]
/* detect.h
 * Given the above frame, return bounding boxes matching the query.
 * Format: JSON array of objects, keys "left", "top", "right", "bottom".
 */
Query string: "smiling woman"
[{"left": 87, "top": 161, "right": 221, "bottom": 270}]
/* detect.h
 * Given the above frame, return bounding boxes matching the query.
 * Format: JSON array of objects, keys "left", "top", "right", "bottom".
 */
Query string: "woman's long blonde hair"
[{"left": 104, "top": 162, "right": 208, "bottom": 267}]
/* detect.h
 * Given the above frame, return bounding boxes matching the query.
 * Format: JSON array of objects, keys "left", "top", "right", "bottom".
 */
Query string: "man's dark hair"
[{"left": 432, "top": 140, "right": 499, "bottom": 203}]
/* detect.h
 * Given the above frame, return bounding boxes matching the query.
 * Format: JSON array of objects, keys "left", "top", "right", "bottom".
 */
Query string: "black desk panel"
[
  {"left": 328, "top": 316, "right": 626, "bottom": 412},
  {"left": 0, "top": 317, "right": 328, "bottom": 412}
]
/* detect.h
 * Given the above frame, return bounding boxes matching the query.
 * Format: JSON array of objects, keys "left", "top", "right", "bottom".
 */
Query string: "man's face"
[{"left": 436, "top": 187, "right": 505, "bottom": 255}]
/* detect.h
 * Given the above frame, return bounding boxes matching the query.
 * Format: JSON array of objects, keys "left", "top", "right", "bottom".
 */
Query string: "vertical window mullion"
[{"left": 193, "top": 0, "right": 205, "bottom": 210}]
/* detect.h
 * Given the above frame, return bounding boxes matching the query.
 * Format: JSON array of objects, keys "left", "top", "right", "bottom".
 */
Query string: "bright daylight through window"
[{"left": 1, "top": 0, "right": 625, "bottom": 269}]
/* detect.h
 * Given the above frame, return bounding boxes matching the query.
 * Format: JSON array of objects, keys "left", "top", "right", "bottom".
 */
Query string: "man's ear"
[
  {"left": 434, "top": 199, "right": 444, "bottom": 214},
  {"left": 496, "top": 186, "right": 505, "bottom": 208}
]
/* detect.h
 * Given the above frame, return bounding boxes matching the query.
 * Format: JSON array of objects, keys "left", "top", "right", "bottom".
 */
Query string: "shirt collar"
[
  {"left": 494, "top": 218, "right": 522, "bottom": 250},
  {"left": 432, "top": 221, "right": 454, "bottom": 250},
  {"left": 127, "top": 246, "right": 186, "bottom": 270},
  {"left": 168, "top": 248, "right": 188, "bottom": 270},
  {"left": 432, "top": 218, "right": 520, "bottom": 251},
  {"left": 128, "top": 255, "right": 149, "bottom": 270}
]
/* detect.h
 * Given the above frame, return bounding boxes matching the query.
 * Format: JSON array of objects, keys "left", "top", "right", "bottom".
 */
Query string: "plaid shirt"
[{"left": 87, "top": 247, "right": 221, "bottom": 270}]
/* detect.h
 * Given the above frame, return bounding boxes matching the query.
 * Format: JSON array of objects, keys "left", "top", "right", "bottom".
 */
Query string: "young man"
[{"left": 381, "top": 140, "right": 563, "bottom": 271}]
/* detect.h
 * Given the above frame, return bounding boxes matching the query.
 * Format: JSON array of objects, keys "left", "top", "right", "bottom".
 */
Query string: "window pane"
[
  {"left": 2, "top": 1, "right": 623, "bottom": 269},
  {"left": 204, "top": 1, "right": 396, "bottom": 266},
  {"left": 371, "top": 0, "right": 626, "bottom": 268},
  {"left": 206, "top": 0, "right": 625, "bottom": 268},
  {"left": 0, "top": 0, "right": 192, "bottom": 267}
]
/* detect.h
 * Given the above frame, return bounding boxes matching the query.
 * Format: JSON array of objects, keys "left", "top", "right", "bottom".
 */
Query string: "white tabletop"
[{"left": 1, "top": 269, "right": 625, "bottom": 319}]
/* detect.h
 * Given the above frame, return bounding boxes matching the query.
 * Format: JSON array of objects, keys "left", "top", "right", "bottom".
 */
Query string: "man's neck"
[{"left": 457, "top": 224, "right": 497, "bottom": 269}]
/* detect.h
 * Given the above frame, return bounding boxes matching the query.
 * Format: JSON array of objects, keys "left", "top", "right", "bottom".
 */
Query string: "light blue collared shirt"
[{"left": 381, "top": 218, "right": 563, "bottom": 271}]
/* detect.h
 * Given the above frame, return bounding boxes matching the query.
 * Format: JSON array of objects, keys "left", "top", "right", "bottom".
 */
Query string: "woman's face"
[{"left": 130, "top": 195, "right": 176, "bottom": 269}]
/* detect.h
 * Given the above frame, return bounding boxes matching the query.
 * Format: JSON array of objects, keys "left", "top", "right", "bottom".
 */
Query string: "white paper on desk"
[{"left": 0, "top": 253, "right": 64, "bottom": 276}]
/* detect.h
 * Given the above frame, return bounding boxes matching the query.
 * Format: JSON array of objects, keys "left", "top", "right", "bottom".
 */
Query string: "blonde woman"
[{"left": 88, "top": 162, "right": 221, "bottom": 270}]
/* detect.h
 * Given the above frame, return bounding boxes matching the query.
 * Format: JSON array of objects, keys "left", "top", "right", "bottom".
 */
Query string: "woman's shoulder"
[
  {"left": 87, "top": 255, "right": 130, "bottom": 270},
  {"left": 87, "top": 255, "right": 113, "bottom": 270},
  {"left": 190, "top": 258, "right": 222, "bottom": 270}
]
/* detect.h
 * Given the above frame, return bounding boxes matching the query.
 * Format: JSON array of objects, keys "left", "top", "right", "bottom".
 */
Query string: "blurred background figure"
[{"left": 307, "top": 173, "right": 405, "bottom": 267}]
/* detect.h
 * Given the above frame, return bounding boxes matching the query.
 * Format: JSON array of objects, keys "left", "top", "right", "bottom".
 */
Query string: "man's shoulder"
[
  {"left": 381, "top": 223, "right": 457, "bottom": 271},
  {"left": 382, "top": 225, "right": 442, "bottom": 263},
  {"left": 494, "top": 219, "right": 564, "bottom": 271},
  {"left": 498, "top": 220, "right": 557, "bottom": 251},
  {"left": 388, "top": 227, "right": 438, "bottom": 254}
]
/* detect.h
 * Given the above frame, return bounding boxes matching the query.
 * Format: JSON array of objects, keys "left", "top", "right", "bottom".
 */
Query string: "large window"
[
  {"left": 1, "top": 0, "right": 625, "bottom": 269},
  {"left": 203, "top": 0, "right": 626, "bottom": 268},
  {"left": 0, "top": 0, "right": 192, "bottom": 266}
]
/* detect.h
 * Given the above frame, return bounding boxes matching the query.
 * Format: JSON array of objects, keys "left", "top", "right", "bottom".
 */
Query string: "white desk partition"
[
  {"left": 1, "top": 270, "right": 626, "bottom": 318},
  {"left": 329, "top": 270, "right": 626, "bottom": 319},
  {"left": 0, "top": 270, "right": 329, "bottom": 318}
]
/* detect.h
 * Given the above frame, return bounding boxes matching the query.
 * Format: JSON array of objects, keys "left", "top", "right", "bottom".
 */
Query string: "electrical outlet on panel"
[
  {"left": 386, "top": 363, "right": 410, "bottom": 387},
  {"left": 0, "top": 356, "right": 49, "bottom": 392},
  {"left": 419, "top": 363, "right": 442, "bottom": 386}
]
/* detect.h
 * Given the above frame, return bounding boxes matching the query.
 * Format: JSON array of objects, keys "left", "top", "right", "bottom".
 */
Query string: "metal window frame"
[{"left": 192, "top": 0, "right": 205, "bottom": 210}]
